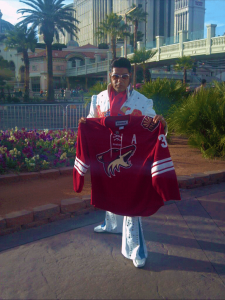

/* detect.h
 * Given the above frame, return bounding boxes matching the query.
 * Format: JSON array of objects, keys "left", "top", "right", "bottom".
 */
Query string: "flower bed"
[{"left": 0, "top": 127, "right": 77, "bottom": 174}]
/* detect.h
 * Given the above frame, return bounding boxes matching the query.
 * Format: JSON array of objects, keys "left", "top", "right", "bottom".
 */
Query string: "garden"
[{"left": 0, "top": 127, "right": 77, "bottom": 174}]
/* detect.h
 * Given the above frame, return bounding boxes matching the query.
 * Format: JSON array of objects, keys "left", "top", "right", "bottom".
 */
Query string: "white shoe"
[
  {"left": 94, "top": 224, "right": 105, "bottom": 233},
  {"left": 133, "top": 258, "right": 146, "bottom": 268}
]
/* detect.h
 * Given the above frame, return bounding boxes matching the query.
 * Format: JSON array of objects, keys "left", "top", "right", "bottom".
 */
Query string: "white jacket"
[{"left": 87, "top": 84, "right": 156, "bottom": 118}]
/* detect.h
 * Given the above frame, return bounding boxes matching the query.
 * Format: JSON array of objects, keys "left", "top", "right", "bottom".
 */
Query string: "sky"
[{"left": 1, "top": 0, "right": 225, "bottom": 37}]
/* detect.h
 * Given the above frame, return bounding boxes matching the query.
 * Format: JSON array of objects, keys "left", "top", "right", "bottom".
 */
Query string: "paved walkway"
[{"left": 1, "top": 183, "right": 225, "bottom": 299}]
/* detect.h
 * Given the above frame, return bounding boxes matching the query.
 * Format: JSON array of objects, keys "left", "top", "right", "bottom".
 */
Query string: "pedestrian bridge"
[{"left": 66, "top": 25, "right": 225, "bottom": 77}]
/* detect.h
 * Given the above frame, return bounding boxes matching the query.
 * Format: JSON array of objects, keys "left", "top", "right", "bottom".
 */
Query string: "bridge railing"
[
  {"left": 0, "top": 103, "right": 91, "bottom": 131},
  {"left": 211, "top": 36, "right": 225, "bottom": 46}
]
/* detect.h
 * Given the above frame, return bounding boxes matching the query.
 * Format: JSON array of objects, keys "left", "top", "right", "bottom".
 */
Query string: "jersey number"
[{"left": 158, "top": 134, "right": 168, "bottom": 148}]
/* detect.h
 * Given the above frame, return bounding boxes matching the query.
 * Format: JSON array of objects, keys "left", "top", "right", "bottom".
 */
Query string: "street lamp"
[{"left": 118, "top": 6, "right": 137, "bottom": 58}]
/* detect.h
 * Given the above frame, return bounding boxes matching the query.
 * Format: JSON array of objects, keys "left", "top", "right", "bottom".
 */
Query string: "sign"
[{"left": 70, "top": 105, "right": 77, "bottom": 109}]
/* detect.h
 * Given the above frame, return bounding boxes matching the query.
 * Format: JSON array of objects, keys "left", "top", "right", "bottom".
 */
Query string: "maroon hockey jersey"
[{"left": 73, "top": 115, "right": 181, "bottom": 217}]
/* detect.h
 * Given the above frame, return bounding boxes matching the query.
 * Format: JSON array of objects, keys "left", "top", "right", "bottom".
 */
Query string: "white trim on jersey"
[
  {"left": 76, "top": 157, "right": 89, "bottom": 169},
  {"left": 152, "top": 167, "right": 175, "bottom": 177},
  {"left": 74, "top": 157, "right": 89, "bottom": 176},
  {"left": 74, "top": 165, "right": 85, "bottom": 176},
  {"left": 152, "top": 157, "right": 172, "bottom": 167},
  {"left": 151, "top": 157, "right": 174, "bottom": 177}
]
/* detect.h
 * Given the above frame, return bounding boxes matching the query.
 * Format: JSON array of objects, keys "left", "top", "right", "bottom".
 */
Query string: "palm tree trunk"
[
  {"left": 46, "top": 42, "right": 54, "bottom": 102},
  {"left": 142, "top": 63, "right": 146, "bottom": 83},
  {"left": 183, "top": 68, "right": 187, "bottom": 85},
  {"left": 23, "top": 50, "right": 29, "bottom": 102},
  {"left": 134, "top": 20, "right": 138, "bottom": 51},
  {"left": 111, "top": 36, "right": 116, "bottom": 60},
  {"left": 133, "top": 20, "right": 138, "bottom": 88},
  {"left": 133, "top": 64, "right": 136, "bottom": 88}
]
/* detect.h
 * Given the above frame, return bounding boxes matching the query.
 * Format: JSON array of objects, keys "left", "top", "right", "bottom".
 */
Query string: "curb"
[
  {"left": 0, "top": 167, "right": 73, "bottom": 184},
  {"left": 0, "top": 195, "right": 100, "bottom": 236},
  {"left": 0, "top": 168, "right": 225, "bottom": 236}
]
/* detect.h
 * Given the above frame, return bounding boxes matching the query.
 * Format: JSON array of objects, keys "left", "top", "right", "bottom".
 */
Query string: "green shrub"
[
  {"left": 84, "top": 82, "right": 108, "bottom": 106},
  {"left": 168, "top": 88, "right": 225, "bottom": 158},
  {"left": 140, "top": 78, "right": 187, "bottom": 116},
  {"left": 10, "top": 97, "right": 21, "bottom": 103}
]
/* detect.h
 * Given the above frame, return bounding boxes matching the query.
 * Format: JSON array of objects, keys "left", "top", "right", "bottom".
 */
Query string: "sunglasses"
[{"left": 111, "top": 74, "right": 130, "bottom": 80}]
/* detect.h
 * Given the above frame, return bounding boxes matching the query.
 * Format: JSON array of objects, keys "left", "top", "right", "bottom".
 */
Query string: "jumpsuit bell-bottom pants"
[{"left": 100, "top": 211, "right": 148, "bottom": 260}]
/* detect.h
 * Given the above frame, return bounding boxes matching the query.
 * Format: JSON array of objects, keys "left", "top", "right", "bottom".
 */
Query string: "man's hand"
[
  {"left": 153, "top": 115, "right": 166, "bottom": 128},
  {"left": 78, "top": 117, "right": 87, "bottom": 125}
]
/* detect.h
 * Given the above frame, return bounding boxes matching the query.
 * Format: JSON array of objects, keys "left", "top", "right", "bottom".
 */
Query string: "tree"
[
  {"left": 129, "top": 31, "right": 144, "bottom": 49},
  {"left": 98, "top": 43, "right": 109, "bottom": 49},
  {"left": 173, "top": 56, "right": 194, "bottom": 85},
  {"left": 0, "top": 56, "right": 14, "bottom": 86},
  {"left": 17, "top": 0, "right": 80, "bottom": 102},
  {"left": 96, "top": 13, "right": 130, "bottom": 60},
  {"left": 52, "top": 43, "right": 67, "bottom": 50},
  {"left": 0, "top": 56, "right": 14, "bottom": 101},
  {"left": 4, "top": 24, "right": 37, "bottom": 101},
  {"left": 126, "top": 4, "right": 148, "bottom": 87},
  {"left": 129, "top": 48, "right": 157, "bottom": 84}
]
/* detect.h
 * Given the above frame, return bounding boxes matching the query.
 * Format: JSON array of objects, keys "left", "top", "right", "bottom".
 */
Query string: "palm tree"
[
  {"left": 17, "top": 0, "right": 80, "bottom": 102},
  {"left": 96, "top": 13, "right": 130, "bottom": 60},
  {"left": 4, "top": 25, "right": 37, "bottom": 101},
  {"left": 130, "top": 31, "right": 144, "bottom": 48},
  {"left": 126, "top": 4, "right": 148, "bottom": 87},
  {"left": 129, "top": 48, "right": 157, "bottom": 83},
  {"left": 126, "top": 5, "right": 148, "bottom": 51},
  {"left": 173, "top": 56, "right": 194, "bottom": 85}
]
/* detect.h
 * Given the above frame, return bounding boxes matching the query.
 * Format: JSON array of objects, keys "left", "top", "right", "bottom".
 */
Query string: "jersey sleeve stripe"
[
  {"left": 151, "top": 161, "right": 174, "bottom": 174},
  {"left": 152, "top": 167, "right": 175, "bottom": 177},
  {"left": 74, "top": 165, "right": 85, "bottom": 176},
  {"left": 152, "top": 157, "right": 172, "bottom": 167},
  {"left": 76, "top": 157, "right": 90, "bottom": 168},
  {"left": 75, "top": 159, "right": 88, "bottom": 174}
]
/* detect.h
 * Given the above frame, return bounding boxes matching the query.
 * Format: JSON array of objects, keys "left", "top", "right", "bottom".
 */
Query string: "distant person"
[
  {"left": 18, "top": 89, "right": 22, "bottom": 97},
  {"left": 40, "top": 90, "right": 43, "bottom": 97},
  {"left": 193, "top": 79, "right": 207, "bottom": 96},
  {"left": 0, "top": 88, "right": 5, "bottom": 100},
  {"left": 61, "top": 88, "right": 64, "bottom": 97}
]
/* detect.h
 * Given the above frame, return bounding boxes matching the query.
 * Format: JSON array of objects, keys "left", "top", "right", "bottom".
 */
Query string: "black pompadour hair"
[{"left": 110, "top": 57, "right": 131, "bottom": 73}]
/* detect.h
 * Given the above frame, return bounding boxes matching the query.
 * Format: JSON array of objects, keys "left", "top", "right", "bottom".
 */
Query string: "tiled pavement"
[{"left": 0, "top": 182, "right": 225, "bottom": 299}]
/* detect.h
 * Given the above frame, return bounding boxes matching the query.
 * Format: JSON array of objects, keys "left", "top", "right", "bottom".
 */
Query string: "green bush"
[
  {"left": 7, "top": 97, "right": 21, "bottom": 103},
  {"left": 167, "top": 87, "right": 225, "bottom": 158},
  {"left": 140, "top": 78, "right": 187, "bottom": 116},
  {"left": 84, "top": 82, "right": 108, "bottom": 106}
]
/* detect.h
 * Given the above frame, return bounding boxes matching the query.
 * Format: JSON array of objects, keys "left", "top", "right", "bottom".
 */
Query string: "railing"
[
  {"left": 0, "top": 103, "right": 91, "bottom": 131},
  {"left": 66, "top": 60, "right": 110, "bottom": 77},
  {"left": 211, "top": 36, "right": 225, "bottom": 46},
  {"left": 160, "top": 44, "right": 179, "bottom": 53},
  {"left": 183, "top": 39, "right": 206, "bottom": 49}
]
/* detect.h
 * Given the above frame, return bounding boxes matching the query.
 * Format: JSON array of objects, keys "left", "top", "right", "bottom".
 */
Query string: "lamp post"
[{"left": 118, "top": 6, "right": 137, "bottom": 58}]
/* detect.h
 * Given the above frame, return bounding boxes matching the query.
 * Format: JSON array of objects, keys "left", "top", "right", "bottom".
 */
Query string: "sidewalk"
[{"left": 1, "top": 183, "right": 225, "bottom": 299}]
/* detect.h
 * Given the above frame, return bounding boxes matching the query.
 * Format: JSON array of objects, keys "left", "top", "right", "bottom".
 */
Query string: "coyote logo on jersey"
[{"left": 96, "top": 145, "right": 136, "bottom": 178}]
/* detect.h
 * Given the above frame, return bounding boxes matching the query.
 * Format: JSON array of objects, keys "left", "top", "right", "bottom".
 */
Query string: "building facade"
[
  {"left": 74, "top": 0, "right": 112, "bottom": 46},
  {"left": 74, "top": 0, "right": 175, "bottom": 47},
  {"left": 174, "top": 0, "right": 205, "bottom": 40},
  {"left": 39, "top": 0, "right": 205, "bottom": 48}
]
